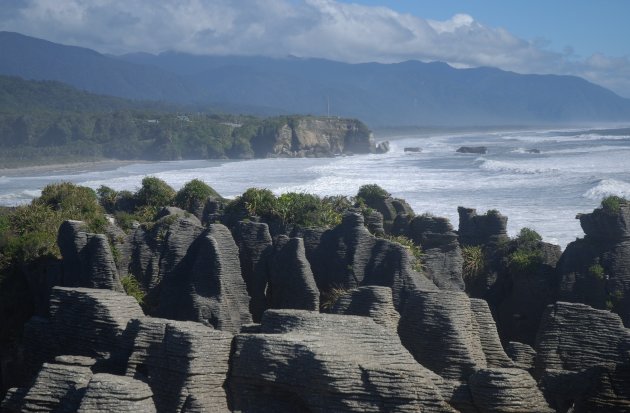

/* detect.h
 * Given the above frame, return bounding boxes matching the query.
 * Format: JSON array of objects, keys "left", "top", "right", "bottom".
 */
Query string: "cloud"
[{"left": 1, "top": 0, "right": 629, "bottom": 97}]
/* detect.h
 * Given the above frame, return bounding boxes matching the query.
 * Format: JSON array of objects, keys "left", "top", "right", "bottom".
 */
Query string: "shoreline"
[{"left": 0, "top": 159, "right": 147, "bottom": 178}]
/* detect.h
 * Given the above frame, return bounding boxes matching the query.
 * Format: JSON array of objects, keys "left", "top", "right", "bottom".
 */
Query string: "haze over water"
[{"left": 2, "top": 126, "right": 630, "bottom": 249}]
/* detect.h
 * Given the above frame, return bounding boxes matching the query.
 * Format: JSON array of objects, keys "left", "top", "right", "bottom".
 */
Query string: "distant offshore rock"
[
  {"left": 456, "top": 146, "right": 488, "bottom": 154},
  {"left": 404, "top": 147, "right": 422, "bottom": 153}
]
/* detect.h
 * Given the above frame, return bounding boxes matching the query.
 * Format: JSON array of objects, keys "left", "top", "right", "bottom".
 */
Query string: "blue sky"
[{"left": 1, "top": 0, "right": 629, "bottom": 96}]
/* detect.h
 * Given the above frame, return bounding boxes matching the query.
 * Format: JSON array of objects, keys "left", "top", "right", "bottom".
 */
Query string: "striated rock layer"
[
  {"left": 124, "top": 317, "right": 232, "bottom": 412},
  {"left": 229, "top": 309, "right": 455, "bottom": 412}
]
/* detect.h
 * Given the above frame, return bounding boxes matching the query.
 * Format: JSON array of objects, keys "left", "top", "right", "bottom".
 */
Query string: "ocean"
[{"left": 2, "top": 126, "right": 630, "bottom": 249}]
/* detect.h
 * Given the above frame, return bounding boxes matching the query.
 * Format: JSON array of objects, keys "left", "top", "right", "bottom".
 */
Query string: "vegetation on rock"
[
  {"left": 601, "top": 195, "right": 626, "bottom": 215},
  {"left": 174, "top": 179, "right": 221, "bottom": 211},
  {"left": 121, "top": 275, "right": 146, "bottom": 306},
  {"left": 462, "top": 245, "right": 485, "bottom": 280},
  {"left": 356, "top": 184, "right": 390, "bottom": 204}
]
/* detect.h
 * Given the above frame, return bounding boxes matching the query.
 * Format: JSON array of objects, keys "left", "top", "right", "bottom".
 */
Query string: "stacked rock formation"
[
  {"left": 408, "top": 214, "right": 465, "bottom": 291},
  {"left": 330, "top": 286, "right": 400, "bottom": 331},
  {"left": 268, "top": 236, "right": 319, "bottom": 311},
  {"left": 557, "top": 199, "right": 630, "bottom": 326},
  {"left": 124, "top": 317, "right": 232, "bottom": 412},
  {"left": 458, "top": 207, "right": 508, "bottom": 247},
  {"left": 229, "top": 309, "right": 455, "bottom": 412},
  {"left": 232, "top": 221, "right": 273, "bottom": 321},
  {"left": 535, "top": 301, "right": 630, "bottom": 411}
]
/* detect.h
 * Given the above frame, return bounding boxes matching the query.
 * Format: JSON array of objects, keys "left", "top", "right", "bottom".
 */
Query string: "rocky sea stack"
[{"left": 1, "top": 183, "right": 629, "bottom": 412}]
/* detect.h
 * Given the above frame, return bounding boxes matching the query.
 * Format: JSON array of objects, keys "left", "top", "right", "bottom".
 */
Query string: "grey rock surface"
[
  {"left": 300, "top": 213, "right": 437, "bottom": 313},
  {"left": 505, "top": 342, "right": 537, "bottom": 371},
  {"left": 535, "top": 301, "right": 630, "bottom": 411},
  {"left": 469, "top": 368, "right": 553, "bottom": 412},
  {"left": 399, "top": 289, "right": 512, "bottom": 382},
  {"left": 409, "top": 214, "right": 465, "bottom": 291},
  {"left": 458, "top": 207, "right": 509, "bottom": 246},
  {"left": 22, "top": 287, "right": 144, "bottom": 374},
  {"left": 268, "top": 236, "right": 319, "bottom": 311},
  {"left": 125, "top": 317, "right": 232, "bottom": 412},
  {"left": 557, "top": 200, "right": 630, "bottom": 327},
  {"left": 330, "top": 286, "right": 400, "bottom": 331},
  {"left": 232, "top": 221, "right": 273, "bottom": 322},
  {"left": 77, "top": 373, "right": 156, "bottom": 413},
  {"left": 57, "top": 220, "right": 123, "bottom": 292},
  {"left": 2, "top": 361, "right": 93, "bottom": 413},
  {"left": 229, "top": 309, "right": 455, "bottom": 412}
]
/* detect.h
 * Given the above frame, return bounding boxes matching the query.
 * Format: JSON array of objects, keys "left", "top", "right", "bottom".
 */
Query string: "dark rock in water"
[
  {"left": 469, "top": 368, "right": 553, "bottom": 412},
  {"left": 375, "top": 140, "right": 390, "bottom": 154},
  {"left": 526, "top": 148, "right": 541, "bottom": 154},
  {"left": 229, "top": 309, "right": 454, "bottom": 412},
  {"left": 404, "top": 146, "right": 422, "bottom": 152},
  {"left": 124, "top": 317, "right": 232, "bottom": 412},
  {"left": 268, "top": 236, "right": 319, "bottom": 311},
  {"left": 535, "top": 301, "right": 630, "bottom": 411},
  {"left": 57, "top": 220, "right": 123, "bottom": 292},
  {"left": 557, "top": 200, "right": 630, "bottom": 326},
  {"left": 456, "top": 146, "right": 487, "bottom": 154},
  {"left": 398, "top": 289, "right": 512, "bottom": 383},
  {"left": 409, "top": 215, "right": 465, "bottom": 291},
  {"left": 505, "top": 341, "right": 537, "bottom": 371},
  {"left": 77, "top": 373, "right": 156, "bottom": 413},
  {"left": 232, "top": 221, "right": 273, "bottom": 322},
  {"left": 458, "top": 207, "right": 508, "bottom": 246},
  {"left": 330, "top": 286, "right": 400, "bottom": 331}
]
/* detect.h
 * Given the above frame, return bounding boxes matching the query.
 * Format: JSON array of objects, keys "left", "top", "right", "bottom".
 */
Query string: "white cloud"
[{"left": 1, "top": 0, "right": 629, "bottom": 97}]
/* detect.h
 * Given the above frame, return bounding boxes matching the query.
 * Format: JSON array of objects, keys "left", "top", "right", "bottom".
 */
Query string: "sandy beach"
[{"left": 0, "top": 160, "right": 143, "bottom": 178}]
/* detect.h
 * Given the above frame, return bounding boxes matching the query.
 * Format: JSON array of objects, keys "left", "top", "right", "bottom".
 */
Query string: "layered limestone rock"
[
  {"left": 408, "top": 214, "right": 465, "bottom": 291},
  {"left": 2, "top": 359, "right": 93, "bottom": 413},
  {"left": 229, "top": 309, "right": 455, "bottom": 412},
  {"left": 22, "top": 287, "right": 144, "bottom": 375},
  {"left": 469, "top": 368, "right": 553, "bottom": 412},
  {"left": 505, "top": 342, "right": 537, "bottom": 371},
  {"left": 330, "top": 286, "right": 400, "bottom": 330},
  {"left": 268, "top": 236, "right": 319, "bottom": 311},
  {"left": 557, "top": 200, "right": 630, "bottom": 326},
  {"left": 129, "top": 214, "right": 252, "bottom": 332},
  {"left": 398, "top": 289, "right": 512, "bottom": 382},
  {"left": 77, "top": 373, "right": 156, "bottom": 413},
  {"left": 57, "top": 220, "right": 123, "bottom": 292},
  {"left": 124, "top": 317, "right": 232, "bottom": 412},
  {"left": 298, "top": 213, "right": 436, "bottom": 312},
  {"left": 362, "top": 195, "right": 414, "bottom": 232},
  {"left": 232, "top": 221, "right": 273, "bottom": 322},
  {"left": 458, "top": 207, "right": 508, "bottom": 246},
  {"left": 535, "top": 301, "right": 630, "bottom": 412}
]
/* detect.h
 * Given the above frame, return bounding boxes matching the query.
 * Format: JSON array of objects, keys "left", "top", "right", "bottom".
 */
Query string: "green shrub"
[
  {"left": 588, "top": 263, "right": 605, "bottom": 280},
  {"left": 97, "top": 185, "right": 118, "bottom": 213},
  {"left": 356, "top": 184, "right": 390, "bottom": 203},
  {"left": 508, "top": 249, "right": 542, "bottom": 274},
  {"left": 240, "top": 187, "right": 277, "bottom": 218},
  {"left": 462, "top": 245, "right": 485, "bottom": 279},
  {"left": 275, "top": 192, "right": 342, "bottom": 228},
  {"left": 135, "top": 176, "right": 175, "bottom": 208},
  {"left": 174, "top": 179, "right": 221, "bottom": 211},
  {"left": 121, "top": 274, "right": 145, "bottom": 305},
  {"left": 515, "top": 227, "right": 542, "bottom": 250},
  {"left": 385, "top": 234, "right": 423, "bottom": 272},
  {"left": 601, "top": 195, "right": 625, "bottom": 215}
]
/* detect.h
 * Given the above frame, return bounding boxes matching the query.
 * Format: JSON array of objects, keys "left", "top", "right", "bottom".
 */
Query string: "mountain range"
[{"left": 2, "top": 31, "right": 630, "bottom": 126}]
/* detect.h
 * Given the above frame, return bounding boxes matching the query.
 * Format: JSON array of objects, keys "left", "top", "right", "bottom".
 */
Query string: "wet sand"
[{"left": 0, "top": 160, "right": 143, "bottom": 178}]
